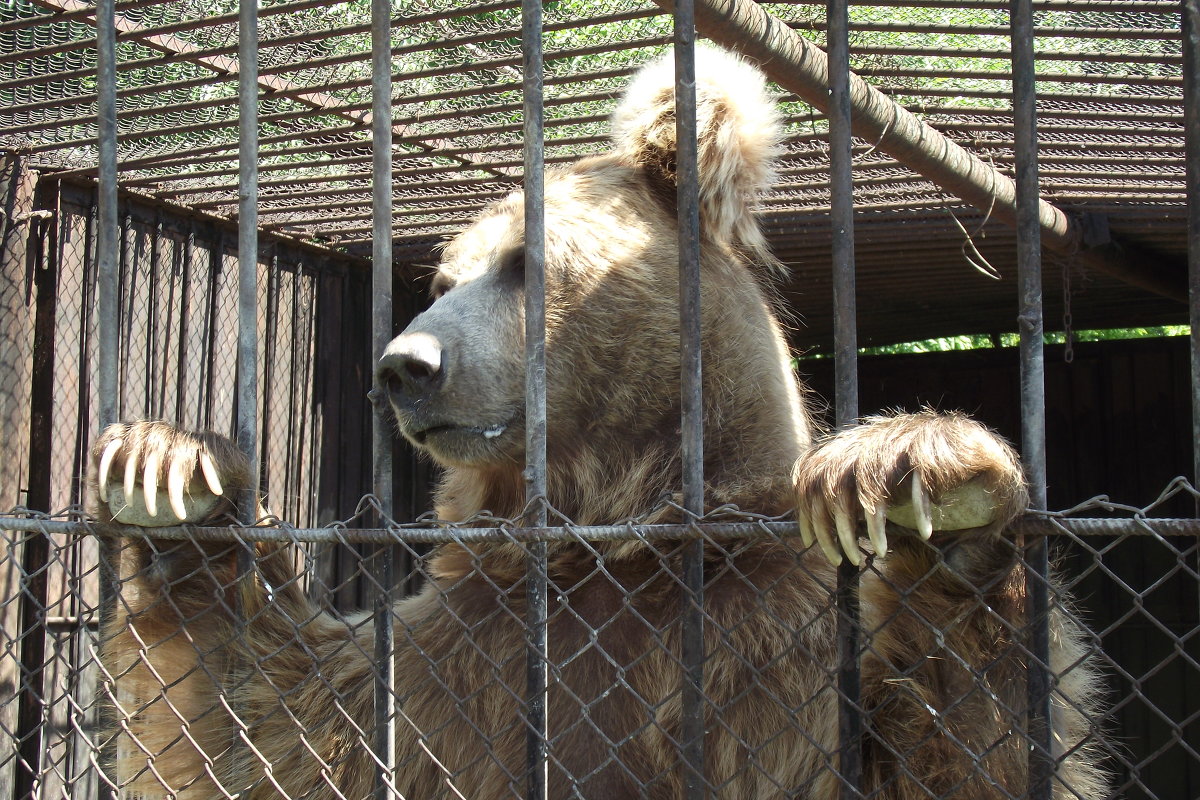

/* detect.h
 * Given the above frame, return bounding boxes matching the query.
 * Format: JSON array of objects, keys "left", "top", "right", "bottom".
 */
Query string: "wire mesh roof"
[{"left": 0, "top": 0, "right": 1188, "bottom": 350}]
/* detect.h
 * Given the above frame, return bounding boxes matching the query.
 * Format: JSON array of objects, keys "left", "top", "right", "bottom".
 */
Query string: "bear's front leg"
[
  {"left": 793, "top": 410, "right": 1027, "bottom": 565},
  {"left": 91, "top": 421, "right": 260, "bottom": 798},
  {"left": 794, "top": 413, "right": 1104, "bottom": 797}
]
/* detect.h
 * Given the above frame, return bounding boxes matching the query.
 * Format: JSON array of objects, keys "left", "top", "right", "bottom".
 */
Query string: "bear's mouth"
[{"left": 410, "top": 422, "right": 508, "bottom": 446}]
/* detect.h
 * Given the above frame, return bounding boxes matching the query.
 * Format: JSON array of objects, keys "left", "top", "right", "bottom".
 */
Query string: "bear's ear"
[{"left": 612, "top": 45, "right": 783, "bottom": 273}]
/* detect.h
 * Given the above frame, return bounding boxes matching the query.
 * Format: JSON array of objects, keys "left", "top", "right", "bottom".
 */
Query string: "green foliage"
[{"left": 800, "top": 326, "right": 1191, "bottom": 360}]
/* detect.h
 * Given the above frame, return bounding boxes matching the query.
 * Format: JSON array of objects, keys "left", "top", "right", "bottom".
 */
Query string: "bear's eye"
[
  {"left": 500, "top": 249, "right": 525, "bottom": 280},
  {"left": 430, "top": 275, "right": 452, "bottom": 300}
]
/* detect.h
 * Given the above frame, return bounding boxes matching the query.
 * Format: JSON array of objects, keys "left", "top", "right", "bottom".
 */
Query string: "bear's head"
[{"left": 377, "top": 47, "right": 812, "bottom": 525}]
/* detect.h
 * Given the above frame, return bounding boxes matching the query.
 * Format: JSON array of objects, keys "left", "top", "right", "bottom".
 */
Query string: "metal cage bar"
[
  {"left": 234, "top": 3, "right": 261, "bottom": 793},
  {"left": 826, "top": 0, "right": 863, "bottom": 795},
  {"left": 369, "top": 0, "right": 397, "bottom": 795},
  {"left": 94, "top": 2, "right": 121, "bottom": 798},
  {"left": 671, "top": 4, "right": 707, "bottom": 797},
  {"left": 235, "top": 0, "right": 259, "bottom": 519},
  {"left": 1010, "top": 2, "right": 1054, "bottom": 797},
  {"left": 96, "top": 0, "right": 118, "bottom": 432},
  {"left": 657, "top": 0, "right": 1186, "bottom": 303},
  {"left": 521, "top": 2, "right": 550, "bottom": 798},
  {"left": 1185, "top": 0, "right": 1200, "bottom": 496}
]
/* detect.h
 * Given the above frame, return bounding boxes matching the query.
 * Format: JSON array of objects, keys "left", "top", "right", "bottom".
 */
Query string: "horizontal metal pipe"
[
  {"left": 855, "top": 67, "right": 1182, "bottom": 88},
  {"left": 59, "top": 128, "right": 605, "bottom": 179},
  {"left": 316, "top": 218, "right": 476, "bottom": 237},
  {"left": 254, "top": 190, "right": 507, "bottom": 214},
  {"left": 846, "top": 45, "right": 1181, "bottom": 65},
  {"left": 193, "top": 186, "right": 510, "bottom": 212},
  {"left": 263, "top": 203, "right": 489, "bottom": 229},
  {"left": 3, "top": 515, "right": 1197, "bottom": 543},
  {"left": 792, "top": 20, "right": 1183, "bottom": 40}
]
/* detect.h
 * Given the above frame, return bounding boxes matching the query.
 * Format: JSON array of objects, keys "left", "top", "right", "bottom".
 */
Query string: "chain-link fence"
[
  {"left": 0, "top": 171, "right": 386, "bottom": 798},
  {"left": 2, "top": 491, "right": 1198, "bottom": 798}
]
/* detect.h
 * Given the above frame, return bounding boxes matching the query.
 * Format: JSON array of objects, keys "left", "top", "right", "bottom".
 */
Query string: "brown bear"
[{"left": 91, "top": 47, "right": 1106, "bottom": 799}]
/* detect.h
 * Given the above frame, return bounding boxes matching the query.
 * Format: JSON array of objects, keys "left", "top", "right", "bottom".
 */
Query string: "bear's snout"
[{"left": 377, "top": 332, "right": 445, "bottom": 408}]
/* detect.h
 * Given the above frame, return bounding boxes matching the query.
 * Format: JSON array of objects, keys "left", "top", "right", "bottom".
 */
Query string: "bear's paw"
[
  {"left": 793, "top": 411, "right": 1028, "bottom": 566},
  {"left": 92, "top": 420, "right": 248, "bottom": 526}
]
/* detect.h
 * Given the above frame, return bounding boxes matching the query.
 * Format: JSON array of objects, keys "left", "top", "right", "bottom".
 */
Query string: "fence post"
[
  {"left": 236, "top": 0, "right": 259, "bottom": 514},
  {"left": 521, "top": 2, "right": 549, "bottom": 798},
  {"left": 1010, "top": 2, "right": 1053, "bottom": 797},
  {"left": 95, "top": 0, "right": 120, "bottom": 795},
  {"left": 1183, "top": 1, "right": 1200, "bottom": 501},
  {"left": 234, "top": 0, "right": 261, "bottom": 793},
  {"left": 370, "top": 0, "right": 397, "bottom": 794},
  {"left": 670, "top": 3, "right": 707, "bottom": 797},
  {"left": 826, "top": 0, "right": 863, "bottom": 795}
]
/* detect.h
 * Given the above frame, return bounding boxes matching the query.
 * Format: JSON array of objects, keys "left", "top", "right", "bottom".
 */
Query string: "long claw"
[
  {"left": 143, "top": 451, "right": 161, "bottom": 518},
  {"left": 813, "top": 514, "right": 843, "bottom": 567},
  {"left": 168, "top": 459, "right": 187, "bottom": 521},
  {"left": 98, "top": 438, "right": 122, "bottom": 503},
  {"left": 912, "top": 476, "right": 933, "bottom": 540},
  {"left": 797, "top": 509, "right": 816, "bottom": 548},
  {"left": 199, "top": 451, "right": 223, "bottom": 496},
  {"left": 123, "top": 450, "right": 139, "bottom": 505},
  {"left": 867, "top": 502, "right": 888, "bottom": 557},
  {"left": 835, "top": 508, "right": 861, "bottom": 567}
]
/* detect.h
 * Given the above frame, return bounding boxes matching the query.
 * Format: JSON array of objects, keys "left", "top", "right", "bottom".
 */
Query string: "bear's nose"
[{"left": 377, "top": 332, "right": 444, "bottom": 402}]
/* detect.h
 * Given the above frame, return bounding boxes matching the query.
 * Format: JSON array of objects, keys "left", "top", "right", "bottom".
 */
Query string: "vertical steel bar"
[
  {"left": 1183, "top": 0, "right": 1200, "bottom": 499},
  {"left": 827, "top": 0, "right": 862, "bottom": 795},
  {"left": 370, "top": 0, "right": 396, "bottom": 795},
  {"left": 521, "top": 2, "right": 549, "bottom": 799},
  {"left": 94, "top": 2, "right": 121, "bottom": 794},
  {"left": 96, "top": 0, "right": 118, "bottom": 429},
  {"left": 1011, "top": 2, "right": 1053, "bottom": 798},
  {"left": 672, "top": 4, "right": 706, "bottom": 797},
  {"left": 236, "top": 0, "right": 260, "bottom": 516},
  {"left": 147, "top": 218, "right": 161, "bottom": 416},
  {"left": 234, "top": 4, "right": 260, "bottom": 792},
  {"left": 1184, "top": 0, "right": 1200, "bottom": 634}
]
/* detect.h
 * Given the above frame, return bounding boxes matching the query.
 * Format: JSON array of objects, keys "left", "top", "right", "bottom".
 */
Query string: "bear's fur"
[{"left": 92, "top": 47, "right": 1106, "bottom": 799}]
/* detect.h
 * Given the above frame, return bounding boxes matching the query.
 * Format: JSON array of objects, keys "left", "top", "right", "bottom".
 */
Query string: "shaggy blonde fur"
[{"left": 93, "top": 47, "right": 1107, "bottom": 800}]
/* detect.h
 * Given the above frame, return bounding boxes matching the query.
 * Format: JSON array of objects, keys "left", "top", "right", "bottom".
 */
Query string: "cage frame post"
[
  {"left": 235, "top": 0, "right": 259, "bottom": 513},
  {"left": 520, "top": 2, "right": 549, "bottom": 798},
  {"left": 670, "top": 3, "right": 707, "bottom": 797},
  {"left": 1184, "top": 0, "right": 1200, "bottom": 496},
  {"left": 94, "top": 1, "right": 121, "bottom": 797},
  {"left": 233, "top": 1, "right": 261, "bottom": 792},
  {"left": 369, "top": 0, "right": 397, "bottom": 795},
  {"left": 96, "top": 0, "right": 118, "bottom": 430},
  {"left": 826, "top": 0, "right": 863, "bottom": 795},
  {"left": 1010, "top": 2, "right": 1054, "bottom": 797}
]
